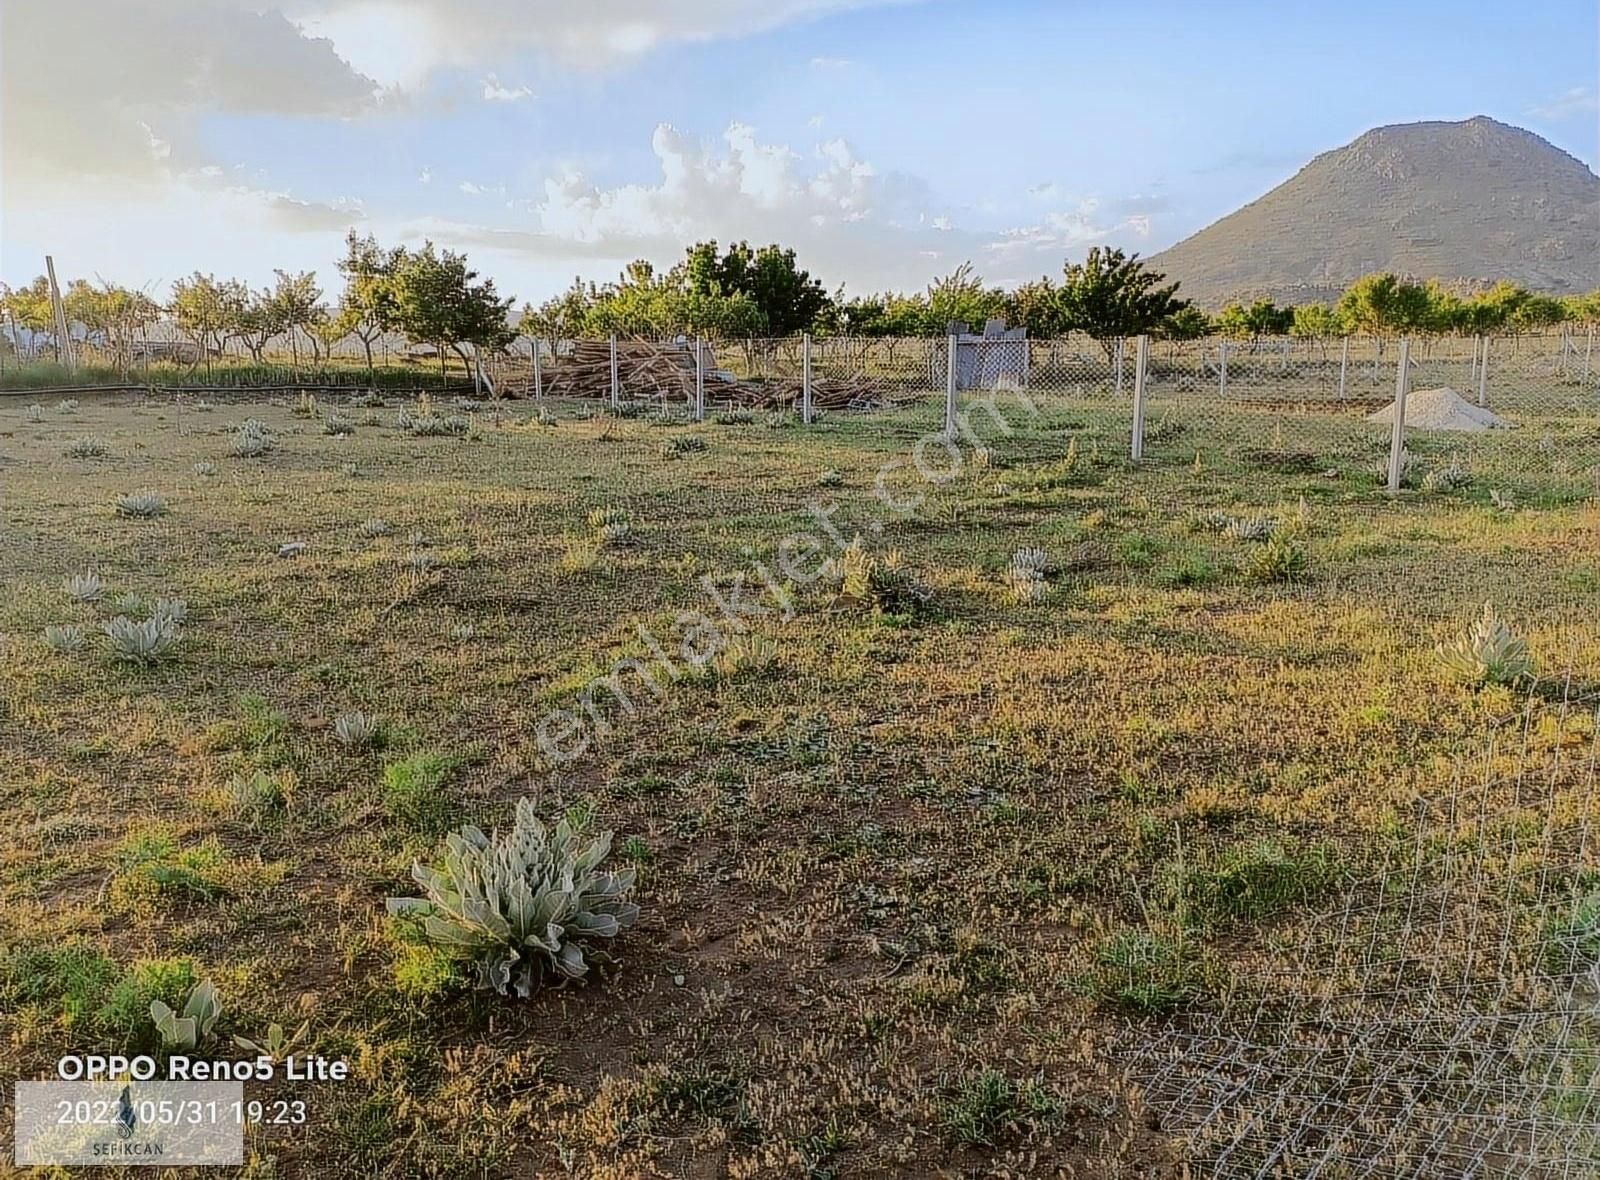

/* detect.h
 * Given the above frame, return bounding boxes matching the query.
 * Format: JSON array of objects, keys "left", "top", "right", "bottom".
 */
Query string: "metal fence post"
[
  {"left": 609, "top": 334, "right": 620, "bottom": 409},
  {"left": 1477, "top": 336, "right": 1490, "bottom": 407},
  {"left": 1387, "top": 338, "right": 1411, "bottom": 494},
  {"left": 694, "top": 337, "right": 706, "bottom": 422},
  {"left": 1219, "top": 340, "right": 1229, "bottom": 398},
  {"left": 944, "top": 334, "right": 958, "bottom": 444},
  {"left": 802, "top": 332, "right": 813, "bottom": 424},
  {"left": 1338, "top": 337, "right": 1349, "bottom": 398},
  {"left": 532, "top": 337, "right": 544, "bottom": 401},
  {"left": 1130, "top": 335, "right": 1150, "bottom": 460}
]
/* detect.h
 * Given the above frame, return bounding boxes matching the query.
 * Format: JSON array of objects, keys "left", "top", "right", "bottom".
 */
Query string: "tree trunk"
[{"left": 363, "top": 336, "right": 375, "bottom": 383}]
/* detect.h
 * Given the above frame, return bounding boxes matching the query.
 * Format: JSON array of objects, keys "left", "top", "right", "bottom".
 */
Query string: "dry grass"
[{"left": 0, "top": 387, "right": 1595, "bottom": 1176}]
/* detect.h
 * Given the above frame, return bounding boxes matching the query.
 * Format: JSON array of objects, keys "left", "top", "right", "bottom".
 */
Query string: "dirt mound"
[{"left": 1365, "top": 387, "right": 1512, "bottom": 432}]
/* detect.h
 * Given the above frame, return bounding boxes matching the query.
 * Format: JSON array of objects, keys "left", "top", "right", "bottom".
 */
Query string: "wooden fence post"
[
  {"left": 694, "top": 337, "right": 706, "bottom": 422},
  {"left": 802, "top": 332, "right": 813, "bottom": 424},
  {"left": 609, "top": 334, "right": 620, "bottom": 409},
  {"left": 1338, "top": 337, "right": 1349, "bottom": 398},
  {"left": 1477, "top": 337, "right": 1490, "bottom": 407}
]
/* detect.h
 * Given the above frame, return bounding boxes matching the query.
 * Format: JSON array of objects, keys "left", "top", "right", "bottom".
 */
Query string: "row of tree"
[
  {"left": 1, "top": 233, "right": 515, "bottom": 380},
  {"left": 6, "top": 235, "right": 1599, "bottom": 380}
]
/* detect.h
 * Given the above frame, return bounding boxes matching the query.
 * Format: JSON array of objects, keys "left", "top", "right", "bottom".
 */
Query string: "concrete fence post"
[
  {"left": 1338, "top": 337, "right": 1349, "bottom": 399},
  {"left": 1477, "top": 336, "right": 1490, "bottom": 407},
  {"left": 532, "top": 337, "right": 544, "bottom": 401},
  {"left": 694, "top": 337, "right": 706, "bottom": 422},
  {"left": 802, "top": 332, "right": 813, "bottom": 424},
  {"left": 609, "top": 334, "right": 620, "bottom": 409},
  {"left": 1219, "top": 339, "right": 1229, "bottom": 398},
  {"left": 1387, "top": 338, "right": 1412, "bottom": 494},
  {"left": 944, "top": 334, "right": 958, "bottom": 444},
  {"left": 1130, "top": 335, "right": 1150, "bottom": 460}
]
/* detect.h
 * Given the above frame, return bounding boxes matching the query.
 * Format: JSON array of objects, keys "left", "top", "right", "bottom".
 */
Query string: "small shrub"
[
  {"left": 831, "top": 537, "right": 932, "bottom": 616},
  {"left": 25, "top": 404, "right": 45, "bottom": 422},
  {"left": 66, "top": 437, "right": 109, "bottom": 459},
  {"left": 386, "top": 798, "right": 639, "bottom": 997},
  {"left": 109, "top": 826, "right": 229, "bottom": 911},
  {"left": 292, "top": 392, "right": 319, "bottom": 418},
  {"left": 332, "top": 711, "right": 381, "bottom": 748},
  {"left": 231, "top": 419, "right": 275, "bottom": 458},
  {"left": 103, "top": 615, "right": 182, "bottom": 664},
  {"left": 938, "top": 1070, "right": 1060, "bottom": 1146},
  {"left": 1436, "top": 601, "right": 1533, "bottom": 686},
  {"left": 0, "top": 943, "right": 120, "bottom": 1032},
  {"left": 711, "top": 634, "right": 777, "bottom": 679},
  {"left": 64, "top": 572, "right": 104, "bottom": 602},
  {"left": 1421, "top": 461, "right": 1472, "bottom": 493},
  {"left": 1176, "top": 839, "right": 1335, "bottom": 924},
  {"left": 817, "top": 469, "right": 844, "bottom": 488},
  {"left": 115, "top": 491, "right": 167, "bottom": 518},
  {"left": 57, "top": 398, "right": 80, "bottom": 413},
  {"left": 1222, "top": 515, "right": 1277, "bottom": 542},
  {"left": 150, "top": 979, "right": 222, "bottom": 1050},
  {"left": 1086, "top": 928, "right": 1197, "bottom": 1013},
  {"left": 357, "top": 518, "right": 392, "bottom": 539},
  {"left": 381, "top": 751, "right": 458, "bottom": 834},
  {"left": 1543, "top": 885, "right": 1600, "bottom": 975},
  {"left": 661, "top": 434, "right": 708, "bottom": 458},
  {"left": 149, "top": 597, "right": 188, "bottom": 626},
  {"left": 1371, "top": 448, "right": 1419, "bottom": 488},
  {"left": 218, "top": 770, "right": 290, "bottom": 825},
  {"left": 1003, "top": 566, "right": 1048, "bottom": 604},
  {"left": 193, "top": 461, "right": 218, "bottom": 476},
  {"left": 713, "top": 409, "right": 756, "bottom": 425},
  {"left": 1245, "top": 536, "right": 1308, "bottom": 583},
  {"left": 323, "top": 414, "right": 356, "bottom": 436},
  {"left": 102, "top": 958, "right": 200, "bottom": 1046},
  {"left": 44, "top": 624, "right": 87, "bottom": 654}
]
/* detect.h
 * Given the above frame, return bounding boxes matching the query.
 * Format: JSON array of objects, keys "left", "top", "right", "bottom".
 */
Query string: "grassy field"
[{"left": 1, "top": 387, "right": 1596, "bottom": 1176}]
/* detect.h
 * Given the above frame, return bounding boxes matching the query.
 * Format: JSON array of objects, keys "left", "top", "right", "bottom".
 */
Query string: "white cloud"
[
  {"left": 293, "top": 0, "right": 916, "bottom": 83},
  {"left": 810, "top": 56, "right": 853, "bottom": 69},
  {"left": 1529, "top": 86, "right": 1599, "bottom": 121},
  {"left": 481, "top": 74, "right": 535, "bottom": 102},
  {"left": 419, "top": 167, "right": 433, "bottom": 184},
  {"left": 422, "top": 122, "right": 1162, "bottom": 296},
  {"left": 2, "top": 0, "right": 377, "bottom": 190}
]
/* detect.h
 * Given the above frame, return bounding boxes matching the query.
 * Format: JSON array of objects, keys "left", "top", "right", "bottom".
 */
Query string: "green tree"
[
  {"left": 680, "top": 241, "right": 832, "bottom": 336},
  {"left": 388, "top": 241, "right": 516, "bottom": 384},
  {"left": 169, "top": 273, "right": 249, "bottom": 375},
  {"left": 266, "top": 270, "right": 325, "bottom": 366},
  {"left": 1004, "top": 277, "right": 1067, "bottom": 336},
  {"left": 1056, "top": 247, "right": 1188, "bottom": 359},
  {"left": 335, "top": 231, "right": 403, "bottom": 379},
  {"left": 1289, "top": 304, "right": 1341, "bottom": 339},
  {"left": 925, "top": 263, "right": 1008, "bottom": 332},
  {"left": 1335, "top": 273, "right": 1431, "bottom": 337},
  {"left": 2, "top": 277, "right": 57, "bottom": 356},
  {"left": 63, "top": 281, "right": 161, "bottom": 374},
  {"left": 1160, "top": 306, "right": 1213, "bottom": 341}
]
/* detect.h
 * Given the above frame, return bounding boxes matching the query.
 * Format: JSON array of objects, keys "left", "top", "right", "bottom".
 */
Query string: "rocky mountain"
[{"left": 1147, "top": 116, "right": 1600, "bottom": 307}]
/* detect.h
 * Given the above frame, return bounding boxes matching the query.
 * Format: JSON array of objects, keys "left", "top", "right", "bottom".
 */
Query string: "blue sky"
[{"left": 3, "top": 0, "right": 1596, "bottom": 304}]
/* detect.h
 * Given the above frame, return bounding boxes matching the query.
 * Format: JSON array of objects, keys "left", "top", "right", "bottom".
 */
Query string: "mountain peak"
[{"left": 1149, "top": 117, "right": 1600, "bottom": 307}]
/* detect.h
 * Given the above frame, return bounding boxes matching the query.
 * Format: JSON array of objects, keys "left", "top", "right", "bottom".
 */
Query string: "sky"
[{"left": 2, "top": 0, "right": 1596, "bottom": 308}]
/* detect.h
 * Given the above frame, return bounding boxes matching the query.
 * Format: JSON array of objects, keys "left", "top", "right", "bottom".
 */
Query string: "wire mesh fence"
[{"left": 6, "top": 327, "right": 1597, "bottom": 496}]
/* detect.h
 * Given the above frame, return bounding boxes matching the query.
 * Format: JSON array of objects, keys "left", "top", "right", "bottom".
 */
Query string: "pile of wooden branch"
[{"left": 494, "top": 337, "right": 891, "bottom": 409}]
